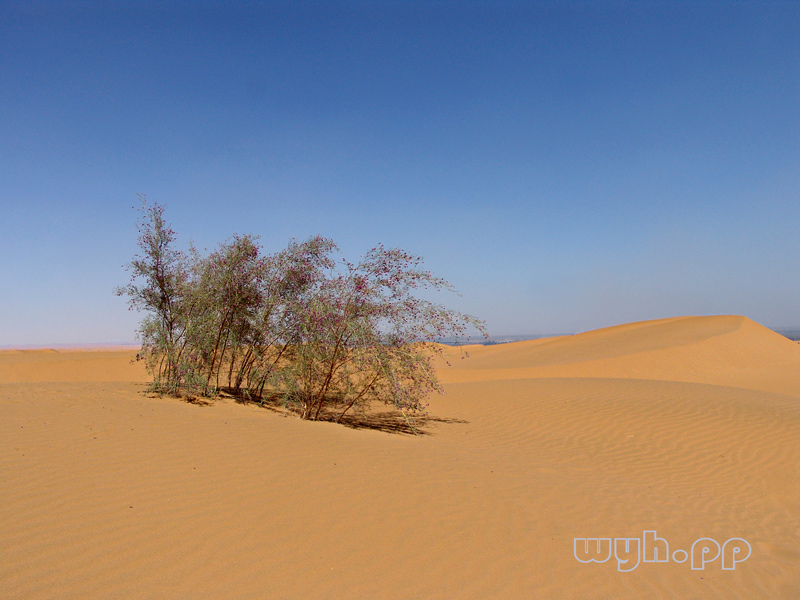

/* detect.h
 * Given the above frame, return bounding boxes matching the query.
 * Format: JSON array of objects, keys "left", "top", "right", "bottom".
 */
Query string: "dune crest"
[{"left": 440, "top": 315, "right": 800, "bottom": 397}]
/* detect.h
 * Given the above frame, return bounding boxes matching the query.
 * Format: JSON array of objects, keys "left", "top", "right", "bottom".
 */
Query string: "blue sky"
[{"left": 1, "top": 1, "right": 798, "bottom": 345}]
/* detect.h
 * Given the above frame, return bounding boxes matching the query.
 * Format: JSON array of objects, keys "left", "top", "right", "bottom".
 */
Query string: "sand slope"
[
  {"left": 438, "top": 315, "right": 800, "bottom": 396},
  {"left": 1, "top": 315, "right": 798, "bottom": 599},
  {"left": 0, "top": 348, "right": 146, "bottom": 384}
]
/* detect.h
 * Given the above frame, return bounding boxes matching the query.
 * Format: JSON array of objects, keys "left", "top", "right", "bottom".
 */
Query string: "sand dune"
[
  {"left": 1, "top": 315, "right": 798, "bottom": 599},
  {"left": 438, "top": 315, "right": 800, "bottom": 396},
  {"left": 0, "top": 348, "right": 146, "bottom": 384}
]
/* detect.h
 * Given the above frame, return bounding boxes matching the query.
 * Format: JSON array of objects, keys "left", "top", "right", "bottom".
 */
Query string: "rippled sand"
[{"left": 2, "top": 315, "right": 798, "bottom": 599}]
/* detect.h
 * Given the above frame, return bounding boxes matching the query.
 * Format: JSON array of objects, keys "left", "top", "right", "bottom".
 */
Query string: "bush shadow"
[
  {"left": 229, "top": 391, "right": 468, "bottom": 436},
  {"left": 330, "top": 411, "right": 469, "bottom": 436}
]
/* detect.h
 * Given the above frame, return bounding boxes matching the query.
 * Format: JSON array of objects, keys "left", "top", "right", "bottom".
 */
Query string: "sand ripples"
[{"left": 2, "top": 315, "right": 799, "bottom": 598}]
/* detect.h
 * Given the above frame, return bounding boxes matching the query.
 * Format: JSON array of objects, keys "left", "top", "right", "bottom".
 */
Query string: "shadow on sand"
[
  {"left": 323, "top": 410, "right": 468, "bottom": 436},
  {"left": 144, "top": 387, "right": 467, "bottom": 435}
]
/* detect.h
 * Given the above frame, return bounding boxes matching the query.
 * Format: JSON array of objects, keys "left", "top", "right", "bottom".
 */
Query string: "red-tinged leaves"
[{"left": 118, "top": 199, "right": 488, "bottom": 425}]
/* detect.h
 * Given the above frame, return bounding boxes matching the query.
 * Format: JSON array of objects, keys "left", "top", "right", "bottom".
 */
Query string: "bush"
[
  {"left": 115, "top": 195, "right": 189, "bottom": 395},
  {"left": 117, "top": 198, "right": 487, "bottom": 424}
]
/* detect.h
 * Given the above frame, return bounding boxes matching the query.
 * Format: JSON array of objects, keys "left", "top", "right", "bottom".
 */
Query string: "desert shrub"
[
  {"left": 275, "top": 244, "right": 486, "bottom": 422},
  {"left": 179, "top": 233, "right": 338, "bottom": 398},
  {"left": 116, "top": 195, "right": 189, "bottom": 394},
  {"left": 118, "top": 199, "right": 487, "bottom": 424},
  {"left": 181, "top": 234, "right": 265, "bottom": 393}
]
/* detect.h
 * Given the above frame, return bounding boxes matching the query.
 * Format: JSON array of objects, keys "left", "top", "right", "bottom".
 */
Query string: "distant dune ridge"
[
  {"left": 1, "top": 315, "right": 799, "bottom": 599},
  {"left": 437, "top": 315, "right": 800, "bottom": 396}
]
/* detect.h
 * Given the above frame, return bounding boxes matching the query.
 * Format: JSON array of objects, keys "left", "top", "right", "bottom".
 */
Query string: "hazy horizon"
[
  {"left": 2, "top": 2, "right": 798, "bottom": 346},
  {"left": 4, "top": 321, "right": 800, "bottom": 350}
]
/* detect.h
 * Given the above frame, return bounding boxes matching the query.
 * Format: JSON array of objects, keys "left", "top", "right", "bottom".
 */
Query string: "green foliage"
[
  {"left": 115, "top": 195, "right": 188, "bottom": 395},
  {"left": 118, "top": 198, "right": 487, "bottom": 426}
]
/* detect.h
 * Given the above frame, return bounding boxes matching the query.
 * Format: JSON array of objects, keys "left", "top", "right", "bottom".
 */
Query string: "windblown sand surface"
[{"left": 2, "top": 315, "right": 799, "bottom": 598}]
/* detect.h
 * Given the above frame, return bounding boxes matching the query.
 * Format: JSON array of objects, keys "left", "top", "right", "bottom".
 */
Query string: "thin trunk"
[
  {"left": 335, "top": 370, "right": 381, "bottom": 423},
  {"left": 215, "top": 326, "right": 233, "bottom": 391},
  {"left": 309, "top": 303, "right": 353, "bottom": 418},
  {"left": 227, "top": 341, "right": 240, "bottom": 389},
  {"left": 156, "top": 352, "right": 166, "bottom": 390},
  {"left": 206, "top": 308, "right": 232, "bottom": 387}
]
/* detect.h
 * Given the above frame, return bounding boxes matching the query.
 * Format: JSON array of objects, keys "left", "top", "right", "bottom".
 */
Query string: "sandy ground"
[{"left": 1, "top": 315, "right": 798, "bottom": 599}]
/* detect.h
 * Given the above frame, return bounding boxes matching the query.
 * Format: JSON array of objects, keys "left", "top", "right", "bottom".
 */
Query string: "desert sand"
[{"left": 1, "top": 315, "right": 799, "bottom": 599}]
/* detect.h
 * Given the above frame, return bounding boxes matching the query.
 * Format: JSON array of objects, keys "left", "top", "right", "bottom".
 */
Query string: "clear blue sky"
[{"left": 1, "top": 1, "right": 798, "bottom": 346}]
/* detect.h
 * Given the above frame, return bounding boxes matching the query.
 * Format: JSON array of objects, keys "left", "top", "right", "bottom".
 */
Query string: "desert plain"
[{"left": 1, "top": 315, "right": 799, "bottom": 599}]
